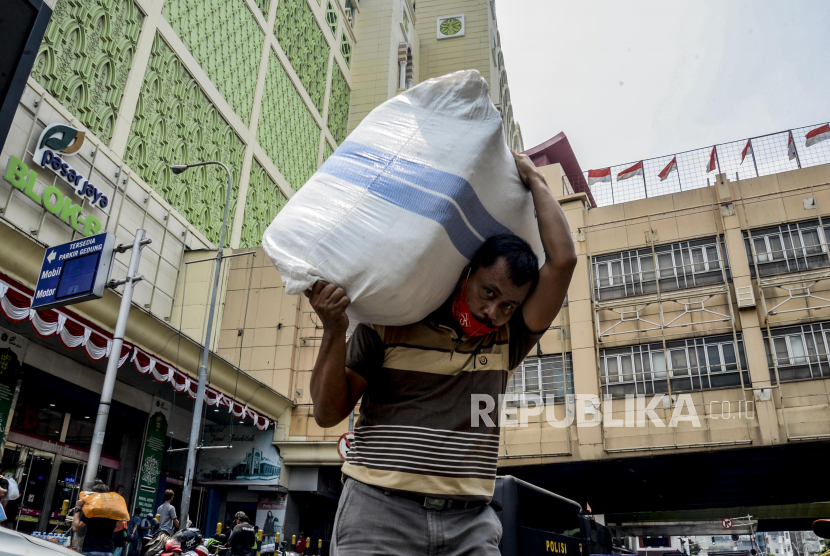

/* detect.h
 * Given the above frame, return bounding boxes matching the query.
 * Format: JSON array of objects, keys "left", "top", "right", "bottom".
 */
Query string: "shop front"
[{"left": 0, "top": 347, "right": 146, "bottom": 533}]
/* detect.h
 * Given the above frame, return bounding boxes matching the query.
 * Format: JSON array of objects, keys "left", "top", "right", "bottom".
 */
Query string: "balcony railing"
[{"left": 566, "top": 122, "right": 830, "bottom": 207}]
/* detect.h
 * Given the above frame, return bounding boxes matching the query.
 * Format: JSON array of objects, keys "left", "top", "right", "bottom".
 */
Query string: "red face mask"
[{"left": 452, "top": 273, "right": 499, "bottom": 338}]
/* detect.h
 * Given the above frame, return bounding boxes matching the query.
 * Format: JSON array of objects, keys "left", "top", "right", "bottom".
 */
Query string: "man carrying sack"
[
  {"left": 307, "top": 151, "right": 577, "bottom": 554},
  {"left": 72, "top": 480, "right": 130, "bottom": 556}
]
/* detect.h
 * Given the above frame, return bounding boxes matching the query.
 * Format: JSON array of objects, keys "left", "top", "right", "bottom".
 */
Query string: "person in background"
[
  {"left": 295, "top": 533, "right": 306, "bottom": 554},
  {"left": 157, "top": 490, "right": 179, "bottom": 536},
  {"left": 72, "top": 480, "right": 120, "bottom": 556},
  {"left": 126, "top": 508, "right": 142, "bottom": 556},
  {"left": 138, "top": 510, "right": 153, "bottom": 544},
  {"left": 113, "top": 520, "right": 128, "bottom": 556},
  {"left": 226, "top": 512, "right": 256, "bottom": 556}
]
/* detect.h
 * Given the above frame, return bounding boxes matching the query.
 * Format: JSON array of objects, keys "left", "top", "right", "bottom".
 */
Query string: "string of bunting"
[{"left": 0, "top": 275, "right": 271, "bottom": 431}]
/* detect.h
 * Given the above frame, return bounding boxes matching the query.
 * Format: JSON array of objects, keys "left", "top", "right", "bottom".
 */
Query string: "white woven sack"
[{"left": 262, "top": 69, "right": 544, "bottom": 326}]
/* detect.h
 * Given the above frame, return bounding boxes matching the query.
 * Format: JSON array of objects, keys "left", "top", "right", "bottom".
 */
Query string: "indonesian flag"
[
  {"left": 587, "top": 167, "right": 612, "bottom": 186},
  {"left": 741, "top": 139, "right": 753, "bottom": 165},
  {"left": 658, "top": 157, "right": 677, "bottom": 181},
  {"left": 617, "top": 161, "right": 644, "bottom": 181},
  {"left": 706, "top": 146, "right": 717, "bottom": 173},
  {"left": 788, "top": 131, "right": 797, "bottom": 161},
  {"left": 806, "top": 124, "right": 830, "bottom": 147}
]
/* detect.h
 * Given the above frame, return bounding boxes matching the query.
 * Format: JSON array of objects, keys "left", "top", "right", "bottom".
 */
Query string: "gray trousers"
[{"left": 331, "top": 478, "right": 502, "bottom": 556}]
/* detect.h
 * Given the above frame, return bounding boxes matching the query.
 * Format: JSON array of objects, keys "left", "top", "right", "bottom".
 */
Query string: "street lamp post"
[{"left": 170, "top": 161, "right": 232, "bottom": 529}]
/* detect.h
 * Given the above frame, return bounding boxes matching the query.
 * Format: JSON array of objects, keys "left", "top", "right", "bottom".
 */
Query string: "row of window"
[
  {"left": 508, "top": 322, "right": 830, "bottom": 403},
  {"left": 592, "top": 219, "right": 830, "bottom": 301}
]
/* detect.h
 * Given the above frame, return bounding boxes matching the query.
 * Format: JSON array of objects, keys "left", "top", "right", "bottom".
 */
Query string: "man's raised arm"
[
  {"left": 306, "top": 281, "right": 368, "bottom": 427},
  {"left": 511, "top": 151, "right": 578, "bottom": 333}
]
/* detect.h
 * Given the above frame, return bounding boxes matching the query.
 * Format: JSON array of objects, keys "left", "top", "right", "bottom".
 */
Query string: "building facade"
[{"left": 1, "top": 0, "right": 523, "bottom": 544}]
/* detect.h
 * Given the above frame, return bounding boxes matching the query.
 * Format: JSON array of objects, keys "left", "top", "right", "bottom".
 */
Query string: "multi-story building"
[{"left": 0, "top": 0, "right": 523, "bottom": 545}]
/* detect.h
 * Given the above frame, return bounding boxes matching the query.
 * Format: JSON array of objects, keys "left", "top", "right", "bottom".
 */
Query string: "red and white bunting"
[
  {"left": 788, "top": 131, "right": 798, "bottom": 161},
  {"left": 706, "top": 146, "right": 718, "bottom": 173},
  {"left": 741, "top": 140, "right": 753, "bottom": 165},
  {"left": 587, "top": 167, "right": 611, "bottom": 186},
  {"left": 658, "top": 157, "right": 678, "bottom": 181},
  {"left": 806, "top": 124, "right": 830, "bottom": 148},
  {"left": 0, "top": 276, "right": 272, "bottom": 431},
  {"left": 617, "top": 161, "right": 644, "bottom": 181}
]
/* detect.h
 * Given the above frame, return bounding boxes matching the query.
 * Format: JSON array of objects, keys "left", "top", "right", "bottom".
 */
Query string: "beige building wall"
[{"left": 347, "top": 0, "right": 420, "bottom": 134}]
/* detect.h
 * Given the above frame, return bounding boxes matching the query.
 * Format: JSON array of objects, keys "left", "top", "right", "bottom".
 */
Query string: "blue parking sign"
[{"left": 32, "top": 233, "right": 116, "bottom": 311}]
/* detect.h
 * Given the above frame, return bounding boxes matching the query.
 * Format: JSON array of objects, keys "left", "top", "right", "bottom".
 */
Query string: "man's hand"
[
  {"left": 511, "top": 150, "right": 546, "bottom": 189},
  {"left": 304, "top": 281, "right": 351, "bottom": 333},
  {"left": 75, "top": 498, "right": 85, "bottom": 510}
]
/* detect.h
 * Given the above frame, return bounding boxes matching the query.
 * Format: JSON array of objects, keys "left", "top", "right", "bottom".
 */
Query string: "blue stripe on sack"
[
  {"left": 319, "top": 157, "right": 483, "bottom": 259},
  {"left": 319, "top": 141, "right": 512, "bottom": 258},
  {"left": 331, "top": 141, "right": 512, "bottom": 239}
]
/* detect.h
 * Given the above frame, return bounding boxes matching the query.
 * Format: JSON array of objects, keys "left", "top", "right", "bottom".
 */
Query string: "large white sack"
[{"left": 262, "top": 69, "right": 544, "bottom": 326}]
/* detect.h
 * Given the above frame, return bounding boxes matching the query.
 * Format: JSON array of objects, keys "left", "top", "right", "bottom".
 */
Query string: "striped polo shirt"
[{"left": 342, "top": 304, "right": 543, "bottom": 500}]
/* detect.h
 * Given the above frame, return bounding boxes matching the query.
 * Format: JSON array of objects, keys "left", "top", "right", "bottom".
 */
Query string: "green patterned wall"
[
  {"left": 240, "top": 160, "right": 287, "bottom": 248},
  {"left": 31, "top": 0, "right": 144, "bottom": 144},
  {"left": 254, "top": 0, "right": 270, "bottom": 17},
  {"left": 257, "top": 52, "right": 320, "bottom": 191},
  {"left": 163, "top": 0, "right": 263, "bottom": 126},
  {"left": 274, "top": 0, "right": 329, "bottom": 114},
  {"left": 124, "top": 34, "right": 244, "bottom": 246},
  {"left": 323, "top": 142, "right": 334, "bottom": 162},
  {"left": 327, "top": 65, "right": 350, "bottom": 144}
]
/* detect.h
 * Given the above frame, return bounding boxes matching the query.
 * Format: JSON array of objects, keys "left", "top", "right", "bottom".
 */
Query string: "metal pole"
[
  {"left": 178, "top": 161, "right": 233, "bottom": 530},
  {"left": 676, "top": 158, "right": 683, "bottom": 192},
  {"left": 82, "top": 229, "right": 148, "bottom": 489},
  {"left": 640, "top": 162, "right": 648, "bottom": 198},
  {"left": 790, "top": 130, "right": 802, "bottom": 169},
  {"left": 749, "top": 139, "right": 760, "bottom": 178}
]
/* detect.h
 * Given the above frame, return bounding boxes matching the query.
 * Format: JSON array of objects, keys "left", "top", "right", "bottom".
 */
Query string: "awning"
[{"left": 0, "top": 273, "right": 274, "bottom": 430}]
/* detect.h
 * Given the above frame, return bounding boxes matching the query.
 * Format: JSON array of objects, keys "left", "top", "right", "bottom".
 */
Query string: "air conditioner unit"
[{"left": 736, "top": 285, "right": 756, "bottom": 308}]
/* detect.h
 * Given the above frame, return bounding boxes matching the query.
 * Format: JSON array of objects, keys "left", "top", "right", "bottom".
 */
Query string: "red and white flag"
[
  {"left": 658, "top": 157, "right": 677, "bottom": 181},
  {"left": 706, "top": 146, "right": 718, "bottom": 173},
  {"left": 806, "top": 124, "right": 830, "bottom": 147},
  {"left": 741, "top": 139, "right": 753, "bottom": 165},
  {"left": 788, "top": 131, "right": 798, "bottom": 161},
  {"left": 617, "top": 161, "right": 644, "bottom": 181},
  {"left": 587, "top": 167, "right": 611, "bottom": 186}
]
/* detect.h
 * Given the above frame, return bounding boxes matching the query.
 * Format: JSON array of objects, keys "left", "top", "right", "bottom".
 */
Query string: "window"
[
  {"left": 340, "top": 32, "right": 352, "bottom": 67},
  {"left": 599, "top": 334, "right": 748, "bottom": 396},
  {"left": 763, "top": 321, "right": 830, "bottom": 382},
  {"left": 506, "top": 354, "right": 574, "bottom": 406},
  {"left": 592, "top": 237, "right": 729, "bottom": 301},
  {"left": 743, "top": 219, "right": 830, "bottom": 277}
]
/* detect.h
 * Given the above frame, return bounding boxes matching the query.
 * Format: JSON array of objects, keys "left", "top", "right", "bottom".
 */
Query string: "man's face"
[{"left": 464, "top": 257, "right": 532, "bottom": 328}]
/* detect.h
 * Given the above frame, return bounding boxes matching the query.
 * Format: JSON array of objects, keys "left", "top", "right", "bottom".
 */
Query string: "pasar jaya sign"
[{"left": 3, "top": 123, "right": 109, "bottom": 237}]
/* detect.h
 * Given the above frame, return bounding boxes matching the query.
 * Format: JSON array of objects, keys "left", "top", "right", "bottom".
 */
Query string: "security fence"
[{"left": 566, "top": 122, "right": 830, "bottom": 207}]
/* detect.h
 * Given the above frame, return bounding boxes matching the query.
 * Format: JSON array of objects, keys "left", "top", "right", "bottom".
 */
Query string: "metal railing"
[{"left": 567, "top": 122, "right": 830, "bottom": 207}]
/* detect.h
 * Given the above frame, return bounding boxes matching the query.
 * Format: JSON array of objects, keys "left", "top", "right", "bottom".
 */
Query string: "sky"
[{"left": 498, "top": 0, "right": 830, "bottom": 170}]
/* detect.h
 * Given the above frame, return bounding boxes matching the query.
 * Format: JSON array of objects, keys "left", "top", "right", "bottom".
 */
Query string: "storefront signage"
[
  {"left": 195, "top": 425, "right": 282, "bottom": 485},
  {"left": 4, "top": 124, "right": 110, "bottom": 237},
  {"left": 31, "top": 232, "right": 115, "bottom": 311},
  {"left": 135, "top": 397, "right": 170, "bottom": 518},
  {"left": 0, "top": 326, "right": 27, "bottom": 446},
  {"left": 6, "top": 430, "right": 120, "bottom": 468},
  {"left": 255, "top": 493, "right": 287, "bottom": 545},
  {"left": 4, "top": 155, "right": 103, "bottom": 237},
  {"left": 33, "top": 124, "right": 109, "bottom": 209}
]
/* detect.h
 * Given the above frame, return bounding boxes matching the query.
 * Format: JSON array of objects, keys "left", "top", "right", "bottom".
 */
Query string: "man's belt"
[{"left": 371, "top": 485, "right": 489, "bottom": 511}]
